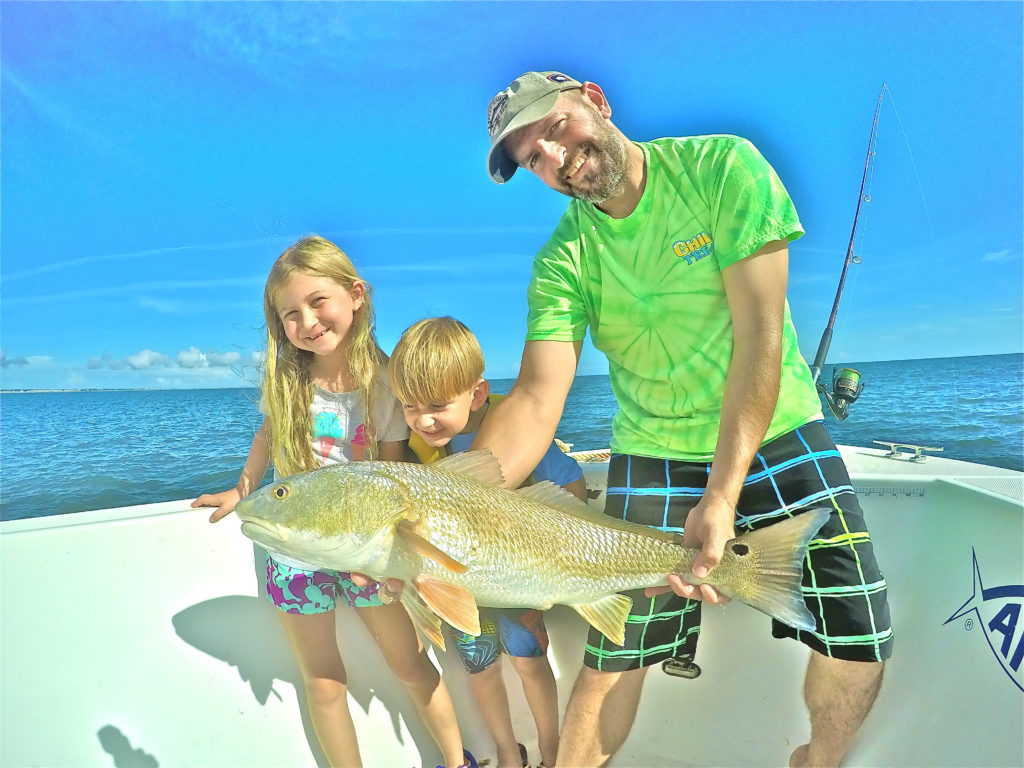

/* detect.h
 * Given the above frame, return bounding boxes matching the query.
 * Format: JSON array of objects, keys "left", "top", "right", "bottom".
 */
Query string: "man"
[{"left": 472, "top": 71, "right": 892, "bottom": 768}]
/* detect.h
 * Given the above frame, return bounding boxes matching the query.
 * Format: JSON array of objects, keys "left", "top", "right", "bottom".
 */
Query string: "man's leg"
[
  {"left": 746, "top": 424, "right": 892, "bottom": 768},
  {"left": 556, "top": 665, "right": 649, "bottom": 768},
  {"left": 558, "top": 454, "right": 702, "bottom": 767},
  {"left": 790, "top": 654, "right": 884, "bottom": 768}
]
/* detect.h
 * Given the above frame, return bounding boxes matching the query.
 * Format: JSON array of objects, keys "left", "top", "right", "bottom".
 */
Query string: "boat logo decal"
[
  {"left": 944, "top": 548, "right": 1024, "bottom": 693},
  {"left": 672, "top": 232, "right": 714, "bottom": 265}
]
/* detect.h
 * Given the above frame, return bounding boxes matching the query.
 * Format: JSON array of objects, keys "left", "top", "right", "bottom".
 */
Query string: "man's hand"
[
  {"left": 192, "top": 487, "right": 242, "bottom": 524},
  {"left": 645, "top": 494, "right": 735, "bottom": 603}
]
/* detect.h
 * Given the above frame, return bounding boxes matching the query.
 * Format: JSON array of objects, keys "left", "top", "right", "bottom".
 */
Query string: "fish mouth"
[{"left": 239, "top": 517, "right": 286, "bottom": 543}]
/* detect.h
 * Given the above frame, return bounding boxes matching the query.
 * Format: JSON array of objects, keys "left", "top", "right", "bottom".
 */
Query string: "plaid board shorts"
[
  {"left": 584, "top": 421, "right": 893, "bottom": 671},
  {"left": 265, "top": 555, "right": 386, "bottom": 614}
]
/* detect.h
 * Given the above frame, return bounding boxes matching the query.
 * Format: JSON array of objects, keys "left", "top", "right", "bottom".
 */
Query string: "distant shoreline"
[
  {"left": 1, "top": 387, "right": 168, "bottom": 394},
  {"left": 3, "top": 352, "right": 1021, "bottom": 394}
]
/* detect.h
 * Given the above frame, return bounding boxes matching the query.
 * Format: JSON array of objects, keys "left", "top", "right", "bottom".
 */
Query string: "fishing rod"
[{"left": 810, "top": 83, "right": 887, "bottom": 420}]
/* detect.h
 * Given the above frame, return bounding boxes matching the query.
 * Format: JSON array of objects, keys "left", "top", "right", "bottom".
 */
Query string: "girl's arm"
[{"left": 192, "top": 419, "right": 271, "bottom": 523}]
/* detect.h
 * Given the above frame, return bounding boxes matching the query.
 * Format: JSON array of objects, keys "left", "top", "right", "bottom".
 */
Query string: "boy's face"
[{"left": 401, "top": 380, "right": 489, "bottom": 448}]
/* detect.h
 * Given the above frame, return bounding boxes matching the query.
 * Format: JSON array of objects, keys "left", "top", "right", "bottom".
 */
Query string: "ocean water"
[{"left": 1, "top": 353, "right": 1020, "bottom": 521}]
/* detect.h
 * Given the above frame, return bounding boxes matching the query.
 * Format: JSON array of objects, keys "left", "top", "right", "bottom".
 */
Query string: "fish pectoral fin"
[
  {"left": 433, "top": 449, "right": 505, "bottom": 486},
  {"left": 395, "top": 521, "right": 469, "bottom": 574},
  {"left": 414, "top": 576, "right": 481, "bottom": 637},
  {"left": 399, "top": 589, "right": 447, "bottom": 652},
  {"left": 572, "top": 594, "right": 633, "bottom": 647}
]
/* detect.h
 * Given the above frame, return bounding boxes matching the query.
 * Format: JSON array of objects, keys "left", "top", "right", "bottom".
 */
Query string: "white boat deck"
[{"left": 2, "top": 446, "right": 1022, "bottom": 767}]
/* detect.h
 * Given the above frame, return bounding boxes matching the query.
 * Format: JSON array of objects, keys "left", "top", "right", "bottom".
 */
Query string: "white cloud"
[
  {"left": 125, "top": 349, "right": 172, "bottom": 370},
  {"left": 160, "top": 3, "right": 356, "bottom": 86},
  {"left": 139, "top": 297, "right": 186, "bottom": 314},
  {"left": 4, "top": 276, "right": 264, "bottom": 306},
  {"left": 207, "top": 351, "right": 241, "bottom": 367},
  {"left": 0, "top": 350, "right": 29, "bottom": 368},
  {"left": 177, "top": 347, "right": 208, "bottom": 368},
  {"left": 4, "top": 237, "right": 286, "bottom": 282},
  {"left": 982, "top": 249, "right": 1017, "bottom": 263}
]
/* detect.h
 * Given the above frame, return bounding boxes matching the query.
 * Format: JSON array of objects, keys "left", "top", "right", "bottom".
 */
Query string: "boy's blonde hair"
[
  {"left": 262, "top": 235, "right": 387, "bottom": 476},
  {"left": 389, "top": 317, "right": 484, "bottom": 405}
]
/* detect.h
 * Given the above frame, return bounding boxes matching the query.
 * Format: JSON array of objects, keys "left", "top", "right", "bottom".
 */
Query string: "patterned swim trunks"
[
  {"left": 265, "top": 556, "right": 386, "bottom": 614},
  {"left": 584, "top": 421, "right": 893, "bottom": 671},
  {"left": 450, "top": 608, "right": 550, "bottom": 674}
]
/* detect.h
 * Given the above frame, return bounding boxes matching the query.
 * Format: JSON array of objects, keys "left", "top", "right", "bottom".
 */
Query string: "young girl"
[{"left": 193, "top": 236, "right": 477, "bottom": 768}]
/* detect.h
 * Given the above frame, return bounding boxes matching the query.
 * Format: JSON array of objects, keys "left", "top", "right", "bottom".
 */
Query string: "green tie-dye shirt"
[{"left": 527, "top": 135, "right": 821, "bottom": 461}]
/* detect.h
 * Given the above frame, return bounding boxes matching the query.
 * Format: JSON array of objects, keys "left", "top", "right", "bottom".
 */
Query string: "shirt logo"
[
  {"left": 487, "top": 92, "right": 509, "bottom": 137},
  {"left": 945, "top": 548, "right": 1024, "bottom": 692},
  {"left": 672, "top": 232, "right": 714, "bottom": 265}
]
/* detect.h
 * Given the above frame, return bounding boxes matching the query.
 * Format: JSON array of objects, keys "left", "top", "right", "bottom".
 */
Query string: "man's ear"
[
  {"left": 470, "top": 379, "right": 490, "bottom": 410},
  {"left": 580, "top": 82, "right": 611, "bottom": 119}
]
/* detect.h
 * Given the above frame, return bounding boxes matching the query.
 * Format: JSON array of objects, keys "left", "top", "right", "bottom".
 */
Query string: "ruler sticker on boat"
[
  {"left": 854, "top": 486, "right": 926, "bottom": 497},
  {"left": 944, "top": 548, "right": 1024, "bottom": 693}
]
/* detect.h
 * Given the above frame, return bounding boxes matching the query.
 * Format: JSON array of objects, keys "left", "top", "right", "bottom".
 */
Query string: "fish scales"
[{"left": 391, "top": 462, "right": 687, "bottom": 608}]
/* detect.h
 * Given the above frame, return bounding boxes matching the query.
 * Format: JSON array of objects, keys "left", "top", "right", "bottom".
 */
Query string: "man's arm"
[
  {"left": 671, "top": 239, "right": 790, "bottom": 601},
  {"left": 472, "top": 339, "right": 582, "bottom": 488}
]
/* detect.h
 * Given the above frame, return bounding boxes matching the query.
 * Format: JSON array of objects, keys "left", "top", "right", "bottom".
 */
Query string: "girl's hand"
[
  {"left": 192, "top": 488, "right": 243, "bottom": 523},
  {"left": 349, "top": 572, "right": 405, "bottom": 604}
]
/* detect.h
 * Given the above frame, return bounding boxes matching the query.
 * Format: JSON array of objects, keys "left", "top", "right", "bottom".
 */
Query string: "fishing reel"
[{"left": 817, "top": 367, "right": 864, "bottom": 421}]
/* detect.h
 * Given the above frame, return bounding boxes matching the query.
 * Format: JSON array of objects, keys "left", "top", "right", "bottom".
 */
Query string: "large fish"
[{"left": 236, "top": 451, "right": 830, "bottom": 649}]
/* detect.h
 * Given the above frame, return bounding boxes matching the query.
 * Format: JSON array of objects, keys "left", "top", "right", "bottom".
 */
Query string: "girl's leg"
[
  {"left": 358, "top": 602, "right": 466, "bottom": 768},
  {"left": 278, "top": 610, "right": 362, "bottom": 768},
  {"left": 508, "top": 655, "right": 559, "bottom": 768}
]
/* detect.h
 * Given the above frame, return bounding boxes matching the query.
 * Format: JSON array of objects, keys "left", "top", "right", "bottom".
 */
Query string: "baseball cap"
[{"left": 486, "top": 71, "right": 583, "bottom": 184}]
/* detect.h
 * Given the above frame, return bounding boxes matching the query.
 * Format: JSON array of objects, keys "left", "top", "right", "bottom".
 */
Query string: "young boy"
[{"left": 389, "top": 316, "right": 586, "bottom": 768}]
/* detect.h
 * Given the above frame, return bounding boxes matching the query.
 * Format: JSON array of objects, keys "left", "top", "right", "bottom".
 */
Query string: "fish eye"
[
  {"left": 730, "top": 543, "right": 749, "bottom": 556},
  {"left": 272, "top": 484, "right": 289, "bottom": 500}
]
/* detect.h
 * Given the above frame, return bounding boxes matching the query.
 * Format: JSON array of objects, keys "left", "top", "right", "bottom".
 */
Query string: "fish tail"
[{"left": 709, "top": 507, "right": 831, "bottom": 632}]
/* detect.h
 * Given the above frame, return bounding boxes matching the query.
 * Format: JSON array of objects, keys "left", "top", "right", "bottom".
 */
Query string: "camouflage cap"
[{"left": 486, "top": 71, "right": 583, "bottom": 184}]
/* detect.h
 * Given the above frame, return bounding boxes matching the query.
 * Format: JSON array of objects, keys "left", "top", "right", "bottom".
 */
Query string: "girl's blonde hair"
[
  {"left": 389, "top": 317, "right": 484, "bottom": 406},
  {"left": 262, "top": 235, "right": 387, "bottom": 475}
]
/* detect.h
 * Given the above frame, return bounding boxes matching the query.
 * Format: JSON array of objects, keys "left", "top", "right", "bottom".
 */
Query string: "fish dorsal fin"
[
  {"left": 413, "top": 576, "right": 482, "bottom": 637},
  {"left": 516, "top": 481, "right": 592, "bottom": 514},
  {"left": 432, "top": 449, "right": 506, "bottom": 486},
  {"left": 572, "top": 594, "right": 633, "bottom": 647},
  {"left": 399, "top": 589, "right": 447, "bottom": 651},
  {"left": 395, "top": 521, "right": 469, "bottom": 574}
]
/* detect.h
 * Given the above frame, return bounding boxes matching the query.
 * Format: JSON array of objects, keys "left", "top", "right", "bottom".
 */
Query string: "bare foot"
[{"left": 790, "top": 744, "right": 809, "bottom": 768}]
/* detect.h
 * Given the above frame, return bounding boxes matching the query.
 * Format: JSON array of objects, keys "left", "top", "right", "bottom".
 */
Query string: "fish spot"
[{"left": 730, "top": 543, "right": 749, "bottom": 556}]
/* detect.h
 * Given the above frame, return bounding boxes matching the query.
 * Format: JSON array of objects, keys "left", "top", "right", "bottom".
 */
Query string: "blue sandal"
[{"left": 437, "top": 748, "right": 479, "bottom": 768}]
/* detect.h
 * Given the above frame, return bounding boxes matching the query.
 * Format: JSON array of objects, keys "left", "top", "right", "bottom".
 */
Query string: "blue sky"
[{"left": 2, "top": 1, "right": 1021, "bottom": 390}]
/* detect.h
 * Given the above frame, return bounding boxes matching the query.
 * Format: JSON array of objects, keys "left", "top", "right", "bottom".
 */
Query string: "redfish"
[{"left": 235, "top": 451, "right": 829, "bottom": 649}]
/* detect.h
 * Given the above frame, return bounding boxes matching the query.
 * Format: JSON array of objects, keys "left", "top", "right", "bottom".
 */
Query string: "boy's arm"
[
  {"left": 378, "top": 440, "right": 409, "bottom": 462},
  {"left": 561, "top": 476, "right": 588, "bottom": 502},
  {"left": 472, "top": 339, "right": 582, "bottom": 488},
  {"left": 194, "top": 419, "right": 271, "bottom": 523}
]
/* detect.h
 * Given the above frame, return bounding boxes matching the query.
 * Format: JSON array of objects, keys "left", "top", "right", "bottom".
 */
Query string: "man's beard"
[{"left": 562, "top": 118, "right": 630, "bottom": 204}]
